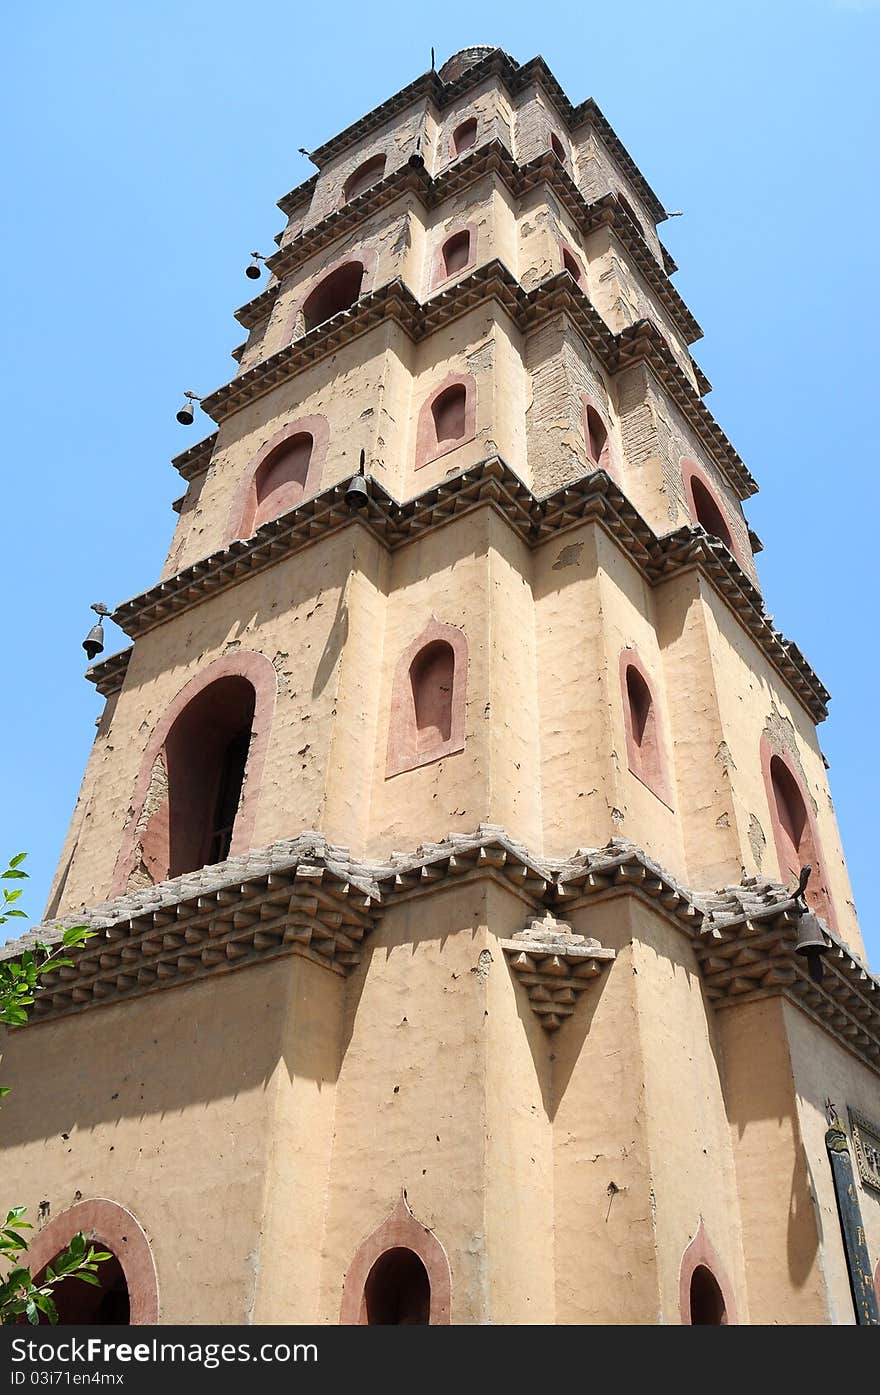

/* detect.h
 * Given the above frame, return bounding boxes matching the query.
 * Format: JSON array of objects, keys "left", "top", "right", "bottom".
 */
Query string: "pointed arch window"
[
  {"left": 343, "top": 153, "right": 386, "bottom": 204},
  {"left": 22, "top": 1201, "right": 159, "bottom": 1327},
  {"left": 340, "top": 1194, "right": 452, "bottom": 1325},
  {"left": 682, "top": 461, "right": 748, "bottom": 569},
  {"left": 452, "top": 117, "right": 477, "bottom": 156},
  {"left": 679, "top": 1225, "right": 737, "bottom": 1325},
  {"left": 550, "top": 131, "right": 568, "bottom": 163},
  {"left": 762, "top": 743, "right": 834, "bottom": 926},
  {"left": 621, "top": 652, "right": 672, "bottom": 807},
  {"left": 163, "top": 676, "right": 256, "bottom": 875},
  {"left": 302, "top": 261, "right": 365, "bottom": 333},
  {"left": 386, "top": 621, "right": 468, "bottom": 776},
  {"left": 560, "top": 241, "right": 586, "bottom": 290},
  {"left": 116, "top": 654, "right": 277, "bottom": 894},
  {"left": 583, "top": 398, "right": 611, "bottom": 470},
  {"left": 416, "top": 374, "right": 477, "bottom": 468}
]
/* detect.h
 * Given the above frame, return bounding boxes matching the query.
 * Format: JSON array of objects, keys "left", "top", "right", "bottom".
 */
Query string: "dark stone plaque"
[{"left": 825, "top": 1106, "right": 879, "bottom": 1326}]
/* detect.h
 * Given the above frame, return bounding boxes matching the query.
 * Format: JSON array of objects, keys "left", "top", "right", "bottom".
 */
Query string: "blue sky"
[{"left": 1, "top": 1, "right": 877, "bottom": 961}]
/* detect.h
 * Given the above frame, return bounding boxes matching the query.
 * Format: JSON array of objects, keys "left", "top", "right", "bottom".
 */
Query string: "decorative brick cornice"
[
  {"left": 104, "top": 458, "right": 824, "bottom": 720},
  {"left": 0, "top": 829, "right": 696, "bottom": 1023},
  {"left": 277, "top": 173, "right": 318, "bottom": 218},
  {"left": 554, "top": 840, "right": 704, "bottom": 928},
  {"left": 696, "top": 879, "right": 880, "bottom": 1071},
  {"left": 233, "top": 283, "right": 279, "bottom": 331},
  {"left": 85, "top": 646, "right": 131, "bottom": 698},
  {"left": 10, "top": 834, "right": 380, "bottom": 1024},
  {"left": 371, "top": 825, "right": 554, "bottom": 901},
  {"left": 170, "top": 432, "right": 218, "bottom": 482},
  {"left": 8, "top": 829, "right": 875, "bottom": 1073},
  {"left": 199, "top": 274, "right": 424, "bottom": 424},
  {"left": 285, "top": 51, "right": 665, "bottom": 225},
  {"left": 262, "top": 145, "right": 699, "bottom": 348},
  {"left": 201, "top": 261, "right": 748, "bottom": 498}
]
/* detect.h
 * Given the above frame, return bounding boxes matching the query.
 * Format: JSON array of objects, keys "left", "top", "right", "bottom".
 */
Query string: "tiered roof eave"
[
  {"left": 251, "top": 145, "right": 702, "bottom": 348},
  {"left": 278, "top": 50, "right": 668, "bottom": 226},
  {"left": 91, "top": 457, "right": 828, "bottom": 723},
  {"left": 203, "top": 263, "right": 748, "bottom": 497},
  {"left": 4, "top": 827, "right": 876, "bottom": 1074}
]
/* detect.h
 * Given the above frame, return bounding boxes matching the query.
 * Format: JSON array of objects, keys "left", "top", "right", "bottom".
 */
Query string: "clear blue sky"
[{"left": 1, "top": 1, "right": 877, "bottom": 961}]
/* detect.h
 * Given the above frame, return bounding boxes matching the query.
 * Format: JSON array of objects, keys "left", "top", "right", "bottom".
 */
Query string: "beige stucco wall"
[
  {"left": 317, "top": 878, "right": 556, "bottom": 1324},
  {"left": 0, "top": 956, "right": 342, "bottom": 1324},
  {"left": 716, "top": 996, "right": 829, "bottom": 1323}
]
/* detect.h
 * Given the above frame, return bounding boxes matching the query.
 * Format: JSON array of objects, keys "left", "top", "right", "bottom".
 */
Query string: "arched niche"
[
  {"left": 302, "top": 261, "right": 365, "bottom": 333},
  {"left": 560, "top": 239, "right": 586, "bottom": 290},
  {"left": 681, "top": 459, "right": 747, "bottom": 569},
  {"left": 619, "top": 648, "right": 673, "bottom": 808},
  {"left": 414, "top": 373, "right": 477, "bottom": 469},
  {"left": 343, "top": 152, "right": 386, "bottom": 204},
  {"left": 25, "top": 1200, "right": 158, "bottom": 1326},
  {"left": 339, "top": 1193, "right": 451, "bottom": 1325},
  {"left": 679, "top": 1222, "right": 737, "bottom": 1325},
  {"left": 432, "top": 224, "right": 477, "bottom": 287},
  {"left": 759, "top": 736, "right": 835, "bottom": 928},
  {"left": 385, "top": 620, "right": 468, "bottom": 777},
  {"left": 112, "top": 652, "right": 277, "bottom": 895},
  {"left": 451, "top": 117, "right": 477, "bottom": 157},
  {"left": 227, "top": 416, "right": 329, "bottom": 541}
]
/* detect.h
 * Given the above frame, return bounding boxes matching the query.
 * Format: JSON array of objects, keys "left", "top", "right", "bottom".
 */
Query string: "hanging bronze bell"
[
  {"left": 82, "top": 622, "right": 105, "bottom": 662},
  {"left": 795, "top": 909, "right": 829, "bottom": 983},
  {"left": 344, "top": 473, "right": 369, "bottom": 509},
  {"left": 246, "top": 261, "right": 262, "bottom": 280},
  {"left": 176, "top": 401, "right": 195, "bottom": 426}
]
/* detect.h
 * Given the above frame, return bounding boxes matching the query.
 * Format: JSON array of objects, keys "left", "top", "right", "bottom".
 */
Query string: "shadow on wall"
[
  {"left": 720, "top": 999, "right": 822, "bottom": 1299},
  {"left": 312, "top": 585, "right": 349, "bottom": 699},
  {"left": 334, "top": 883, "right": 489, "bottom": 1072},
  {"left": 0, "top": 955, "right": 342, "bottom": 1148}
]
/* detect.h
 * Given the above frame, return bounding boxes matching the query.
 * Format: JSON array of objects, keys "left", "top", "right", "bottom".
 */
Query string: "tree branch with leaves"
[{"left": 0, "top": 854, "right": 111, "bottom": 1325}]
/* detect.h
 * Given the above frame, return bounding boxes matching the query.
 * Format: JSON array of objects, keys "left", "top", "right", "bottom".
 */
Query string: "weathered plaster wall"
[
  {"left": 696, "top": 582, "right": 861, "bottom": 953},
  {"left": 318, "top": 883, "right": 495, "bottom": 1324},
  {"left": 550, "top": 897, "right": 659, "bottom": 1321},
  {"left": 0, "top": 959, "right": 331, "bottom": 1324},
  {"left": 596, "top": 533, "right": 685, "bottom": 877},
  {"left": 58, "top": 530, "right": 380, "bottom": 911},
  {"left": 717, "top": 996, "right": 829, "bottom": 1323},
  {"left": 368, "top": 514, "right": 492, "bottom": 852},
  {"left": 625, "top": 901, "right": 749, "bottom": 1323}
]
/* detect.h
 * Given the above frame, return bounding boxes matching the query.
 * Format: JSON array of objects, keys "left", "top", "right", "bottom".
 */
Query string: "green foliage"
[
  {"left": 0, "top": 1208, "right": 112, "bottom": 1325},
  {"left": 0, "top": 855, "right": 107, "bottom": 1325},
  {"left": 0, "top": 854, "right": 94, "bottom": 1029}
]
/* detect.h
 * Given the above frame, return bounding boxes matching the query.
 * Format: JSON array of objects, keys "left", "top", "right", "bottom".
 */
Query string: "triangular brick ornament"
[{"left": 500, "top": 910, "right": 615, "bottom": 1031}]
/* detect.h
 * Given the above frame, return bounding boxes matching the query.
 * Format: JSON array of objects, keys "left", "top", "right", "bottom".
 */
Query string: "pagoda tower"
[{"left": 2, "top": 46, "right": 879, "bottom": 1326}]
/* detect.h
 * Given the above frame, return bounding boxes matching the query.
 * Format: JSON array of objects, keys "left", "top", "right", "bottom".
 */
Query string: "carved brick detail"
[{"left": 501, "top": 910, "right": 615, "bottom": 1031}]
